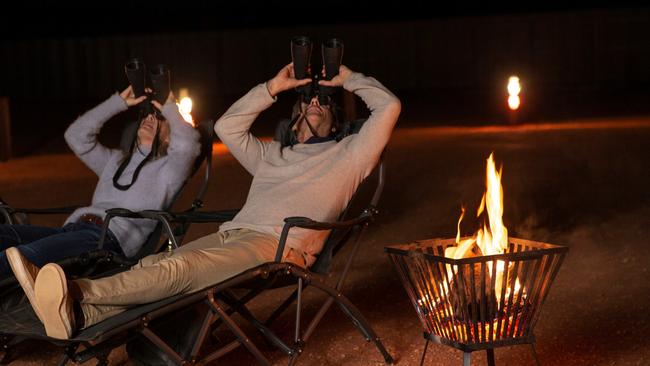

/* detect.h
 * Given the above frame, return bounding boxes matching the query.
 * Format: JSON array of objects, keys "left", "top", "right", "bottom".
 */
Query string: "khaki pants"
[{"left": 75, "top": 229, "right": 305, "bottom": 328}]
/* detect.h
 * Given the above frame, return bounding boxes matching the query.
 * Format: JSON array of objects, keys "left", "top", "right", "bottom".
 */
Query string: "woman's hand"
[
  {"left": 151, "top": 91, "right": 175, "bottom": 111},
  {"left": 119, "top": 86, "right": 147, "bottom": 107}
]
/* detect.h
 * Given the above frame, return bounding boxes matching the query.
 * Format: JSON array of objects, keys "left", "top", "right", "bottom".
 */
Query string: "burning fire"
[{"left": 444, "top": 153, "right": 520, "bottom": 302}]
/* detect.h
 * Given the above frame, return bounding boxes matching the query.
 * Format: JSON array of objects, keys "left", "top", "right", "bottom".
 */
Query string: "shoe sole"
[
  {"left": 35, "top": 264, "right": 73, "bottom": 339},
  {"left": 6, "top": 247, "right": 44, "bottom": 323}
]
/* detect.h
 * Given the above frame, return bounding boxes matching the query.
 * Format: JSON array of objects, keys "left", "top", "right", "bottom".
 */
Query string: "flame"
[
  {"left": 455, "top": 206, "right": 465, "bottom": 243},
  {"left": 445, "top": 153, "right": 522, "bottom": 302},
  {"left": 476, "top": 154, "right": 508, "bottom": 256}
]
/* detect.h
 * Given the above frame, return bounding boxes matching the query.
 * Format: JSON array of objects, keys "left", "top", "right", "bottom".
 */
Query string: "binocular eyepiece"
[
  {"left": 291, "top": 36, "right": 344, "bottom": 105},
  {"left": 124, "top": 58, "right": 171, "bottom": 117}
]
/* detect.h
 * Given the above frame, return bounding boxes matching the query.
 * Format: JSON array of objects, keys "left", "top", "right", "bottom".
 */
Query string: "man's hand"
[
  {"left": 119, "top": 86, "right": 147, "bottom": 107},
  {"left": 266, "top": 63, "right": 311, "bottom": 98},
  {"left": 318, "top": 65, "right": 353, "bottom": 87}
]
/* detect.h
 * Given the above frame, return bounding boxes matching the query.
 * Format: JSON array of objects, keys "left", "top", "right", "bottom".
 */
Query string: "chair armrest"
[
  {"left": 0, "top": 203, "right": 81, "bottom": 225},
  {"left": 172, "top": 209, "right": 240, "bottom": 223},
  {"left": 274, "top": 206, "right": 378, "bottom": 262},
  {"left": 283, "top": 208, "right": 376, "bottom": 231},
  {"left": 12, "top": 206, "right": 81, "bottom": 214},
  {"left": 99, "top": 208, "right": 178, "bottom": 250}
]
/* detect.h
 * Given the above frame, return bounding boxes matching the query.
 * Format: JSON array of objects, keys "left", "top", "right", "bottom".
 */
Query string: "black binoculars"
[
  {"left": 124, "top": 58, "right": 171, "bottom": 117},
  {"left": 291, "top": 36, "right": 344, "bottom": 105}
]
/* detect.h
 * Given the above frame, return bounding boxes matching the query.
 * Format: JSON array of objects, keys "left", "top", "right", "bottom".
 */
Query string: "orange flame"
[{"left": 444, "top": 153, "right": 522, "bottom": 301}]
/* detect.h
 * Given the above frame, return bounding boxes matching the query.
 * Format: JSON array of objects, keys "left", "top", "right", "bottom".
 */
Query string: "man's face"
[{"left": 302, "top": 96, "right": 333, "bottom": 128}]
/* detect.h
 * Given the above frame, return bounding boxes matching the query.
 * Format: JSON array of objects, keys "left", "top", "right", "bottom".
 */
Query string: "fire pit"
[
  {"left": 385, "top": 154, "right": 568, "bottom": 365},
  {"left": 386, "top": 237, "right": 567, "bottom": 365}
]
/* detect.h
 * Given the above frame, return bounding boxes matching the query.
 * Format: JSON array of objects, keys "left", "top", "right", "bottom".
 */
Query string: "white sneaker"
[
  {"left": 6, "top": 247, "right": 44, "bottom": 322},
  {"left": 34, "top": 263, "right": 76, "bottom": 339}
]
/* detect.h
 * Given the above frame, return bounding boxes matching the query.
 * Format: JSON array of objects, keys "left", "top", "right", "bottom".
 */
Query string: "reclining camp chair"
[
  {"left": 0, "top": 118, "right": 216, "bottom": 364},
  {"left": 0, "top": 119, "right": 394, "bottom": 366}
]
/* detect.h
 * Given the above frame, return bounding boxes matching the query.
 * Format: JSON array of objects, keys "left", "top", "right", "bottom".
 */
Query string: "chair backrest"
[
  {"left": 273, "top": 118, "right": 384, "bottom": 274},
  {"left": 128, "top": 118, "right": 215, "bottom": 260},
  {"left": 310, "top": 157, "right": 384, "bottom": 274}
]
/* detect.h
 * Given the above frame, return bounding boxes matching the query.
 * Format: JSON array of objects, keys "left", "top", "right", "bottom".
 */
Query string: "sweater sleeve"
[
  {"left": 214, "top": 83, "right": 276, "bottom": 175},
  {"left": 344, "top": 72, "right": 401, "bottom": 174},
  {"left": 159, "top": 102, "right": 201, "bottom": 185},
  {"left": 64, "top": 93, "right": 128, "bottom": 176}
]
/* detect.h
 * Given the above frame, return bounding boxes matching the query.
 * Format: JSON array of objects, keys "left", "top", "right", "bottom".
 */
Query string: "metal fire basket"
[{"left": 385, "top": 237, "right": 568, "bottom": 366}]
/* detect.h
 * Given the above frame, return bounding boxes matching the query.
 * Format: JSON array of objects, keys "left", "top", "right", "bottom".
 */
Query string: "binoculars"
[
  {"left": 124, "top": 58, "right": 171, "bottom": 117},
  {"left": 291, "top": 36, "right": 344, "bottom": 105}
]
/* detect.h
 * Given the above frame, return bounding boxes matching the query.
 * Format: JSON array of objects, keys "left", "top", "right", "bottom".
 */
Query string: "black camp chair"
[
  {"left": 0, "top": 119, "right": 394, "bottom": 366},
  {"left": 0, "top": 118, "right": 215, "bottom": 364}
]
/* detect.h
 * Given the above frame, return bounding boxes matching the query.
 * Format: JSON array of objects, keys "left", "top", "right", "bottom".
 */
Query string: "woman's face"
[{"left": 137, "top": 114, "right": 169, "bottom": 149}]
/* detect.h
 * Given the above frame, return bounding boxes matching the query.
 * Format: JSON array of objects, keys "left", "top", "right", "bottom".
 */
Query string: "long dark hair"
[{"left": 112, "top": 112, "right": 168, "bottom": 191}]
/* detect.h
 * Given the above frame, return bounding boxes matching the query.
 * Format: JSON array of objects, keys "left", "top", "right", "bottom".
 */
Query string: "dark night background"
[
  {"left": 0, "top": 1, "right": 648, "bottom": 156},
  {"left": 1, "top": 2, "right": 650, "bottom": 365}
]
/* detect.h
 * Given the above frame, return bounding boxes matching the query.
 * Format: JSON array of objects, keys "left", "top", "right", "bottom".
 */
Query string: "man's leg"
[{"left": 76, "top": 230, "right": 282, "bottom": 328}]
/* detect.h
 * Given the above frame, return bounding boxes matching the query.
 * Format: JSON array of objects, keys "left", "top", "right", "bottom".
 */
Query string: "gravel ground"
[{"left": 1, "top": 117, "right": 649, "bottom": 365}]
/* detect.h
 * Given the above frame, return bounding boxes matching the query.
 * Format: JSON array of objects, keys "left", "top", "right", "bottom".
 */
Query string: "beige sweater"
[{"left": 215, "top": 72, "right": 401, "bottom": 266}]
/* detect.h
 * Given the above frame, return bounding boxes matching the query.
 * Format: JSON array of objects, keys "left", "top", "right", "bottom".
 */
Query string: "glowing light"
[
  {"left": 508, "top": 95, "right": 521, "bottom": 110},
  {"left": 507, "top": 76, "right": 521, "bottom": 111},
  {"left": 176, "top": 88, "right": 194, "bottom": 126}
]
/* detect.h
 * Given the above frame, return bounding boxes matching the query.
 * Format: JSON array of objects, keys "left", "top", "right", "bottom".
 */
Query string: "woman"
[{"left": 0, "top": 85, "right": 201, "bottom": 282}]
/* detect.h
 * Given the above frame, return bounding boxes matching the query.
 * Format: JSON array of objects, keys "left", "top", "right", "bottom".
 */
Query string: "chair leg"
[
  {"left": 207, "top": 293, "right": 271, "bottom": 366},
  {"left": 0, "top": 335, "right": 11, "bottom": 364},
  {"left": 265, "top": 289, "right": 298, "bottom": 326},
  {"left": 218, "top": 291, "right": 294, "bottom": 355},
  {"left": 95, "top": 352, "right": 109, "bottom": 366},
  {"left": 57, "top": 344, "right": 79, "bottom": 366},
  {"left": 308, "top": 280, "right": 394, "bottom": 364}
]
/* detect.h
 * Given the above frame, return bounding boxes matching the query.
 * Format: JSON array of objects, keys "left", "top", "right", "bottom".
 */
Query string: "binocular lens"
[
  {"left": 149, "top": 64, "right": 171, "bottom": 105},
  {"left": 291, "top": 36, "right": 312, "bottom": 80},
  {"left": 322, "top": 38, "right": 344, "bottom": 81},
  {"left": 323, "top": 38, "right": 343, "bottom": 50},
  {"left": 125, "top": 58, "right": 145, "bottom": 71},
  {"left": 291, "top": 35, "right": 311, "bottom": 47},
  {"left": 125, "top": 58, "right": 146, "bottom": 98}
]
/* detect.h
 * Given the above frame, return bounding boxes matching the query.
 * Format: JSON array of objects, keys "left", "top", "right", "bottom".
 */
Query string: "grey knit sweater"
[
  {"left": 64, "top": 94, "right": 201, "bottom": 257},
  {"left": 216, "top": 72, "right": 401, "bottom": 266}
]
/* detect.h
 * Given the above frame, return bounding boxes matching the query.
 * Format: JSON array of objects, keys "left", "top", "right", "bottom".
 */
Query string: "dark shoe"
[
  {"left": 35, "top": 263, "right": 76, "bottom": 339},
  {"left": 6, "top": 247, "right": 44, "bottom": 322}
]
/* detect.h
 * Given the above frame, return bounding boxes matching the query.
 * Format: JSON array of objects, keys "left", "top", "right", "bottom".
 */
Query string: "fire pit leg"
[
  {"left": 463, "top": 352, "right": 471, "bottom": 366},
  {"left": 418, "top": 339, "right": 430, "bottom": 366},
  {"left": 486, "top": 349, "right": 495, "bottom": 366},
  {"left": 529, "top": 344, "right": 541, "bottom": 366}
]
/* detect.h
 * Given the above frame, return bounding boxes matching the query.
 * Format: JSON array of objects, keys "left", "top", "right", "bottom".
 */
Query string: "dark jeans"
[{"left": 0, "top": 222, "right": 122, "bottom": 278}]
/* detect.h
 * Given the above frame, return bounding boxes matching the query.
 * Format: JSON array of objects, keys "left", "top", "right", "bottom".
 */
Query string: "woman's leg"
[
  {"left": 0, "top": 224, "right": 65, "bottom": 276},
  {"left": 0, "top": 223, "right": 113, "bottom": 277}
]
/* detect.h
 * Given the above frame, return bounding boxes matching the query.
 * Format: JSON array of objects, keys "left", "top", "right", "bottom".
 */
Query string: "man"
[{"left": 8, "top": 62, "right": 400, "bottom": 340}]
